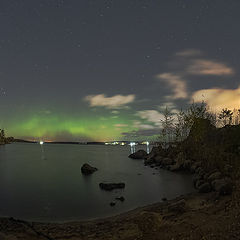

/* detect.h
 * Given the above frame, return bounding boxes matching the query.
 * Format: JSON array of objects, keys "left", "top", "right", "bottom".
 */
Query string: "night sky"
[{"left": 0, "top": 0, "right": 240, "bottom": 141}]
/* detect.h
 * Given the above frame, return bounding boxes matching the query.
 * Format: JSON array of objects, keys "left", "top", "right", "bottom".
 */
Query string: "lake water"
[{"left": 0, "top": 143, "right": 194, "bottom": 222}]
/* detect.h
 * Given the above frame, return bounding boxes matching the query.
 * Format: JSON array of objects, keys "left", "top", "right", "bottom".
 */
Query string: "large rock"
[
  {"left": 169, "top": 164, "right": 181, "bottom": 171},
  {"left": 144, "top": 157, "right": 155, "bottom": 165},
  {"left": 183, "top": 160, "right": 192, "bottom": 170},
  {"left": 99, "top": 182, "right": 125, "bottom": 191},
  {"left": 198, "top": 182, "right": 212, "bottom": 193},
  {"left": 161, "top": 157, "right": 173, "bottom": 166},
  {"left": 81, "top": 163, "right": 98, "bottom": 175},
  {"left": 208, "top": 171, "right": 222, "bottom": 182},
  {"left": 195, "top": 179, "right": 205, "bottom": 189},
  {"left": 193, "top": 174, "right": 203, "bottom": 187},
  {"left": 212, "top": 178, "right": 233, "bottom": 195},
  {"left": 154, "top": 155, "right": 163, "bottom": 164},
  {"left": 144, "top": 154, "right": 163, "bottom": 165},
  {"left": 190, "top": 161, "right": 202, "bottom": 173},
  {"left": 128, "top": 150, "right": 148, "bottom": 159}
]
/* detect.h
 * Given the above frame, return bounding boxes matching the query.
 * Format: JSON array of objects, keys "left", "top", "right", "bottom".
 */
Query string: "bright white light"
[
  {"left": 40, "top": 141, "right": 44, "bottom": 145},
  {"left": 146, "top": 141, "right": 149, "bottom": 146},
  {"left": 130, "top": 142, "right": 136, "bottom": 147}
]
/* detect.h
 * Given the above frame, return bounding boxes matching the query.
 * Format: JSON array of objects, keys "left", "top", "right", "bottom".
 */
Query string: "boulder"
[
  {"left": 169, "top": 164, "right": 181, "bottom": 171},
  {"left": 193, "top": 174, "right": 203, "bottom": 187},
  {"left": 161, "top": 157, "right": 173, "bottom": 166},
  {"left": 183, "top": 160, "right": 192, "bottom": 170},
  {"left": 154, "top": 155, "right": 163, "bottom": 164},
  {"left": 128, "top": 150, "right": 148, "bottom": 159},
  {"left": 99, "top": 182, "right": 125, "bottom": 191},
  {"left": 144, "top": 157, "right": 155, "bottom": 165},
  {"left": 168, "top": 199, "right": 186, "bottom": 213},
  {"left": 208, "top": 171, "right": 222, "bottom": 182},
  {"left": 198, "top": 182, "right": 212, "bottom": 193},
  {"left": 212, "top": 178, "right": 233, "bottom": 195},
  {"left": 148, "top": 146, "right": 166, "bottom": 158},
  {"left": 81, "top": 163, "right": 98, "bottom": 175},
  {"left": 190, "top": 161, "right": 202, "bottom": 173},
  {"left": 195, "top": 179, "right": 205, "bottom": 189}
]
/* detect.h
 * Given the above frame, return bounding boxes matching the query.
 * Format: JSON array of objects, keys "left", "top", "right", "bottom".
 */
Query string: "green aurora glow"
[{"left": 3, "top": 112, "right": 138, "bottom": 141}]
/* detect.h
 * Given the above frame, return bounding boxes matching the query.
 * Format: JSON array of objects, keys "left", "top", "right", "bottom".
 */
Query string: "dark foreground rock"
[
  {"left": 212, "top": 178, "right": 233, "bottom": 195},
  {"left": 99, "top": 182, "right": 125, "bottom": 191},
  {"left": 198, "top": 182, "right": 212, "bottom": 193},
  {"left": 81, "top": 163, "right": 98, "bottom": 175},
  {"left": 128, "top": 150, "right": 147, "bottom": 159}
]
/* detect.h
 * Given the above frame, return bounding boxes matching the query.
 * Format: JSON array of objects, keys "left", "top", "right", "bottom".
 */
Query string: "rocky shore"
[{"left": 129, "top": 146, "right": 233, "bottom": 196}]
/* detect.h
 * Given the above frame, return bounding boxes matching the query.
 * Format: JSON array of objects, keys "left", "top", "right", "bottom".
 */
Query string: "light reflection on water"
[{"left": 0, "top": 143, "right": 194, "bottom": 222}]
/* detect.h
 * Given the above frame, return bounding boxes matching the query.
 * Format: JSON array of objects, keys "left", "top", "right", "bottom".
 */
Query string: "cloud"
[
  {"left": 133, "top": 120, "right": 155, "bottom": 130},
  {"left": 187, "top": 59, "right": 234, "bottom": 76},
  {"left": 192, "top": 86, "right": 240, "bottom": 111},
  {"left": 114, "top": 123, "right": 128, "bottom": 127},
  {"left": 122, "top": 129, "right": 160, "bottom": 137},
  {"left": 136, "top": 110, "right": 164, "bottom": 126},
  {"left": 158, "top": 101, "right": 177, "bottom": 110},
  {"left": 176, "top": 49, "right": 202, "bottom": 57},
  {"left": 157, "top": 73, "right": 188, "bottom": 99},
  {"left": 111, "top": 110, "right": 119, "bottom": 114},
  {"left": 84, "top": 94, "right": 135, "bottom": 109}
]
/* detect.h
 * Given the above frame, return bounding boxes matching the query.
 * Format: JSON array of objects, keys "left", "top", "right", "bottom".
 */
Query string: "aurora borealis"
[{"left": 1, "top": 1, "right": 240, "bottom": 141}]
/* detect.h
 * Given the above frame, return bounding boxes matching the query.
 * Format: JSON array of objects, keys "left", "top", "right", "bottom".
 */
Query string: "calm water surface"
[{"left": 0, "top": 143, "right": 194, "bottom": 222}]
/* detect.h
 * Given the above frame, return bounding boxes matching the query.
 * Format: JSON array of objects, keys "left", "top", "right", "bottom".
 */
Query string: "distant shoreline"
[{"left": 12, "top": 139, "right": 154, "bottom": 146}]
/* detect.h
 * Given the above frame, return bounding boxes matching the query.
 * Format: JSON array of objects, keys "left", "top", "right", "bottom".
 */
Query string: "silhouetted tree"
[
  {"left": 218, "top": 108, "right": 233, "bottom": 126},
  {"left": 160, "top": 107, "right": 174, "bottom": 147}
]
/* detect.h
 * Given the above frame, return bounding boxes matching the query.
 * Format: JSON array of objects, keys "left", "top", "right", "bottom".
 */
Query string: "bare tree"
[
  {"left": 218, "top": 108, "right": 233, "bottom": 126},
  {"left": 160, "top": 107, "right": 174, "bottom": 147}
]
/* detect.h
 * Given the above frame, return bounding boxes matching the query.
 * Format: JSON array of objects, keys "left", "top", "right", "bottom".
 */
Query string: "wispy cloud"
[
  {"left": 187, "top": 59, "right": 234, "bottom": 76},
  {"left": 157, "top": 73, "right": 188, "bottom": 99},
  {"left": 136, "top": 110, "right": 164, "bottom": 126},
  {"left": 84, "top": 94, "right": 135, "bottom": 109},
  {"left": 192, "top": 86, "right": 240, "bottom": 111},
  {"left": 176, "top": 49, "right": 202, "bottom": 57},
  {"left": 114, "top": 123, "right": 128, "bottom": 127},
  {"left": 133, "top": 120, "right": 155, "bottom": 130},
  {"left": 111, "top": 110, "right": 119, "bottom": 114},
  {"left": 122, "top": 129, "right": 159, "bottom": 138}
]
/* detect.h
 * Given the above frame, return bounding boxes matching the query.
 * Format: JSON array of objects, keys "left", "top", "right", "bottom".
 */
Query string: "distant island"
[{"left": 0, "top": 129, "right": 14, "bottom": 145}]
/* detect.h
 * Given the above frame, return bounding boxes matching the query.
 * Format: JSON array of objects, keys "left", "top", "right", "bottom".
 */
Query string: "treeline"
[
  {"left": 159, "top": 102, "right": 240, "bottom": 145},
  {"left": 0, "top": 129, "right": 14, "bottom": 145},
  {"left": 158, "top": 102, "right": 240, "bottom": 176}
]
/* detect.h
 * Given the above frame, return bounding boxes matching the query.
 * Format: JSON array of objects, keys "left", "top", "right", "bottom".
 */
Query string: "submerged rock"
[
  {"left": 81, "top": 163, "right": 98, "bottom": 175},
  {"left": 115, "top": 196, "right": 125, "bottom": 202},
  {"left": 110, "top": 202, "right": 116, "bottom": 207},
  {"left": 99, "top": 182, "right": 125, "bottom": 191},
  {"left": 129, "top": 150, "right": 148, "bottom": 159}
]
